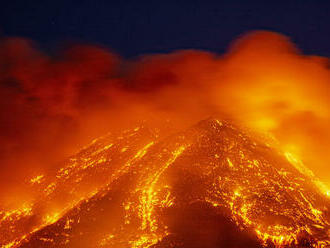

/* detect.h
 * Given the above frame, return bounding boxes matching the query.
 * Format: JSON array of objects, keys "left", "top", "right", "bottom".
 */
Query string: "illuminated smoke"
[{"left": 0, "top": 30, "right": 330, "bottom": 205}]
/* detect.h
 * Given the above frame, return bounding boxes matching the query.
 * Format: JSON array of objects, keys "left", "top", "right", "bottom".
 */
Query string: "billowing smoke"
[{"left": 0, "top": 31, "right": 329, "bottom": 205}]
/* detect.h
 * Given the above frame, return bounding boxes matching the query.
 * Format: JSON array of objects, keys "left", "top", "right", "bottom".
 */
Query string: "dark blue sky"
[{"left": 0, "top": 1, "right": 329, "bottom": 57}]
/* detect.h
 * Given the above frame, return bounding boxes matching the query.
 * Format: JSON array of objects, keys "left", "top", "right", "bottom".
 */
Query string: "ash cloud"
[{"left": 1, "top": 31, "right": 330, "bottom": 202}]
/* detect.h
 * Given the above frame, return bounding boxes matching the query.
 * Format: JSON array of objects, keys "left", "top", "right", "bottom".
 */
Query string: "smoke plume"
[{"left": 0, "top": 31, "right": 329, "bottom": 204}]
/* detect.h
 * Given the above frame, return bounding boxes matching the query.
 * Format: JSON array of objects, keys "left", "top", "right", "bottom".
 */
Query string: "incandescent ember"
[{"left": 1, "top": 118, "right": 329, "bottom": 248}]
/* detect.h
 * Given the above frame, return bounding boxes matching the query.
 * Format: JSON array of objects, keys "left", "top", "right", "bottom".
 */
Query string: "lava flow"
[
  {"left": 1, "top": 118, "right": 329, "bottom": 248},
  {"left": 1, "top": 31, "right": 330, "bottom": 248}
]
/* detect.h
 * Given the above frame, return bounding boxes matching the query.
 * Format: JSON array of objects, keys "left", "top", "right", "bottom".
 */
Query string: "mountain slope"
[{"left": 2, "top": 118, "right": 330, "bottom": 248}]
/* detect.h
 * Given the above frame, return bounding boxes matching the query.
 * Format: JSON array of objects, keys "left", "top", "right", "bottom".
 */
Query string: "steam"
[{"left": 0, "top": 31, "right": 329, "bottom": 203}]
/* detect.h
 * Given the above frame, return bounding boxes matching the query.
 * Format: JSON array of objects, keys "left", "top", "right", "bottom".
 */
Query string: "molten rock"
[{"left": 1, "top": 118, "right": 330, "bottom": 248}]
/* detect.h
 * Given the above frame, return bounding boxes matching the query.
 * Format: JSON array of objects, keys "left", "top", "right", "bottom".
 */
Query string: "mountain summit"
[{"left": 2, "top": 118, "right": 330, "bottom": 248}]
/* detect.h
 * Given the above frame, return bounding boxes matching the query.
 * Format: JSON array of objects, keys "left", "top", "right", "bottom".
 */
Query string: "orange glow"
[{"left": 0, "top": 31, "right": 330, "bottom": 247}]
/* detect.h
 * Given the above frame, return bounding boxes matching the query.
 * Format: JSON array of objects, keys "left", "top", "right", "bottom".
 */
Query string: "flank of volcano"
[{"left": 1, "top": 118, "right": 329, "bottom": 248}]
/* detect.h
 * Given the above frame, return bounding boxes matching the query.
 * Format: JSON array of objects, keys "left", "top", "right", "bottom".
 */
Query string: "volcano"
[{"left": 1, "top": 118, "right": 330, "bottom": 248}]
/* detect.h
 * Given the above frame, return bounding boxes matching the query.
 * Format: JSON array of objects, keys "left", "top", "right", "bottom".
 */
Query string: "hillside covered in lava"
[{"left": 1, "top": 118, "right": 329, "bottom": 248}]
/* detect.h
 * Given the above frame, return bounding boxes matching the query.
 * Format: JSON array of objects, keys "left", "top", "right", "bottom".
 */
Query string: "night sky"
[{"left": 1, "top": 1, "right": 329, "bottom": 57}]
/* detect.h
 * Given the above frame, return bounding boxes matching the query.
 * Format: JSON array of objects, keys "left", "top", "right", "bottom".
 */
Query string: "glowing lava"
[{"left": 1, "top": 118, "right": 329, "bottom": 248}]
